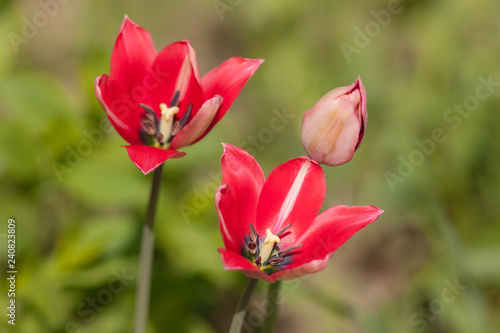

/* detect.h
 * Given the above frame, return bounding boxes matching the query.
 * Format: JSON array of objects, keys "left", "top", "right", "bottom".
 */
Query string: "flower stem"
[
  {"left": 229, "top": 278, "right": 259, "bottom": 333},
  {"left": 262, "top": 281, "right": 281, "bottom": 333},
  {"left": 134, "top": 164, "right": 164, "bottom": 333}
]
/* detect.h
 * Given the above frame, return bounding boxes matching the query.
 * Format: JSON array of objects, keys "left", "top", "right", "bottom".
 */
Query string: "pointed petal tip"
[
  {"left": 220, "top": 144, "right": 259, "bottom": 169},
  {"left": 302, "top": 156, "right": 321, "bottom": 167},
  {"left": 249, "top": 57, "right": 265, "bottom": 64},
  {"left": 221, "top": 142, "right": 233, "bottom": 151},
  {"left": 161, "top": 39, "right": 194, "bottom": 52},
  {"left": 230, "top": 57, "right": 264, "bottom": 64},
  {"left": 172, "top": 151, "right": 187, "bottom": 159},
  {"left": 244, "top": 57, "right": 265, "bottom": 69},
  {"left": 225, "top": 57, "right": 265, "bottom": 73},
  {"left": 366, "top": 204, "right": 383, "bottom": 211},
  {"left": 119, "top": 15, "right": 139, "bottom": 33},
  {"left": 340, "top": 204, "right": 384, "bottom": 218},
  {"left": 295, "top": 156, "right": 322, "bottom": 169},
  {"left": 123, "top": 145, "right": 186, "bottom": 175},
  {"left": 356, "top": 76, "right": 366, "bottom": 91},
  {"left": 221, "top": 143, "right": 241, "bottom": 156},
  {"left": 163, "top": 39, "right": 191, "bottom": 49},
  {"left": 353, "top": 76, "right": 366, "bottom": 100},
  {"left": 373, "top": 206, "right": 384, "bottom": 215},
  {"left": 350, "top": 205, "right": 384, "bottom": 223}
]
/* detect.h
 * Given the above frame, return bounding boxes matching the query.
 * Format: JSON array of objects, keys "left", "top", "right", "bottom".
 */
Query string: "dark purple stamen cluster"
[
  {"left": 139, "top": 90, "right": 192, "bottom": 146},
  {"left": 246, "top": 223, "right": 303, "bottom": 267}
]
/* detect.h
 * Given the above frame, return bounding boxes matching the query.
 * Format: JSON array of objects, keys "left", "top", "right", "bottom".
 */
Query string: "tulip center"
[
  {"left": 245, "top": 223, "right": 303, "bottom": 274},
  {"left": 158, "top": 103, "right": 179, "bottom": 143},
  {"left": 139, "top": 90, "right": 192, "bottom": 148}
]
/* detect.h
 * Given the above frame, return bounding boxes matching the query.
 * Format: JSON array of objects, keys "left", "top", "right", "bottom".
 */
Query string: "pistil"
[
  {"left": 259, "top": 229, "right": 280, "bottom": 264},
  {"left": 157, "top": 103, "right": 179, "bottom": 146}
]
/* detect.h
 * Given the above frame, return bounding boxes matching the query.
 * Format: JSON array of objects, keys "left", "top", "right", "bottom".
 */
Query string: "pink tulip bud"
[{"left": 301, "top": 76, "right": 367, "bottom": 166}]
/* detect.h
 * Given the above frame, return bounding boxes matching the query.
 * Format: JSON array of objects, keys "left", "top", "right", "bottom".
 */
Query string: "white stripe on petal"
[
  {"left": 175, "top": 55, "right": 192, "bottom": 101},
  {"left": 215, "top": 187, "right": 238, "bottom": 248},
  {"left": 95, "top": 80, "right": 133, "bottom": 134},
  {"left": 273, "top": 161, "right": 311, "bottom": 232}
]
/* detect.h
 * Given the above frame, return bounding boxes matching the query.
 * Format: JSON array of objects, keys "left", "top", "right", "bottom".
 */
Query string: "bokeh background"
[{"left": 1, "top": 0, "right": 499, "bottom": 332}]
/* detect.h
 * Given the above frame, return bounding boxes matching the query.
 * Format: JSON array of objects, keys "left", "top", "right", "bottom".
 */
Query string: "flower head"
[
  {"left": 301, "top": 76, "right": 367, "bottom": 166},
  {"left": 95, "top": 16, "right": 263, "bottom": 174},
  {"left": 215, "top": 144, "right": 382, "bottom": 282}
]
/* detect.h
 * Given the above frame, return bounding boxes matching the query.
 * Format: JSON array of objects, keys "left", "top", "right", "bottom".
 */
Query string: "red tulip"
[
  {"left": 215, "top": 144, "right": 382, "bottom": 282},
  {"left": 301, "top": 77, "right": 367, "bottom": 166},
  {"left": 95, "top": 16, "right": 263, "bottom": 174}
]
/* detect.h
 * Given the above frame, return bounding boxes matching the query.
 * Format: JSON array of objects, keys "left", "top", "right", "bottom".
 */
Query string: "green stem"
[
  {"left": 134, "top": 164, "right": 164, "bottom": 333},
  {"left": 229, "top": 278, "right": 259, "bottom": 333},
  {"left": 262, "top": 281, "right": 281, "bottom": 333}
]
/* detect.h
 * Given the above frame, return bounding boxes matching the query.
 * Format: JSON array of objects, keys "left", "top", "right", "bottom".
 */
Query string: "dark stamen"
[
  {"left": 276, "top": 224, "right": 292, "bottom": 237},
  {"left": 140, "top": 104, "right": 158, "bottom": 120},
  {"left": 278, "top": 244, "right": 303, "bottom": 258},
  {"left": 170, "top": 104, "right": 193, "bottom": 138},
  {"left": 141, "top": 119, "right": 157, "bottom": 136},
  {"left": 178, "top": 104, "right": 192, "bottom": 127},
  {"left": 169, "top": 90, "right": 180, "bottom": 107},
  {"left": 249, "top": 223, "right": 259, "bottom": 242},
  {"left": 170, "top": 122, "right": 182, "bottom": 138},
  {"left": 247, "top": 223, "right": 260, "bottom": 255},
  {"left": 156, "top": 132, "right": 164, "bottom": 144},
  {"left": 247, "top": 241, "right": 257, "bottom": 254},
  {"left": 139, "top": 104, "right": 159, "bottom": 137},
  {"left": 269, "top": 257, "right": 285, "bottom": 265},
  {"left": 254, "top": 256, "right": 262, "bottom": 267}
]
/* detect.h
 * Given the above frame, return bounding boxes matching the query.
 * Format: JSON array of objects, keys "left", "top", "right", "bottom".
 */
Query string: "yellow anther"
[
  {"left": 259, "top": 229, "right": 280, "bottom": 264},
  {"left": 160, "top": 103, "right": 179, "bottom": 122}
]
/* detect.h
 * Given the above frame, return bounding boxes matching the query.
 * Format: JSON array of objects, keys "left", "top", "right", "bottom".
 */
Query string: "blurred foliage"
[{"left": 1, "top": 0, "right": 499, "bottom": 332}]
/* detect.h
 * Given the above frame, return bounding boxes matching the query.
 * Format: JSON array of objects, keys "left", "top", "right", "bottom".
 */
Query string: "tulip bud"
[{"left": 301, "top": 76, "right": 367, "bottom": 166}]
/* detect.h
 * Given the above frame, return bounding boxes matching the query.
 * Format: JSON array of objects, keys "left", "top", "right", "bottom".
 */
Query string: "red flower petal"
[
  {"left": 150, "top": 41, "right": 203, "bottom": 120},
  {"left": 109, "top": 16, "right": 157, "bottom": 125},
  {"left": 110, "top": 15, "right": 156, "bottom": 82},
  {"left": 272, "top": 256, "right": 331, "bottom": 281},
  {"left": 97, "top": 16, "right": 159, "bottom": 144},
  {"left": 177, "top": 47, "right": 204, "bottom": 121},
  {"left": 220, "top": 144, "right": 265, "bottom": 237},
  {"left": 275, "top": 205, "right": 383, "bottom": 280},
  {"left": 215, "top": 185, "right": 245, "bottom": 253},
  {"left": 124, "top": 145, "right": 186, "bottom": 174},
  {"left": 198, "top": 58, "right": 264, "bottom": 140},
  {"left": 218, "top": 248, "right": 275, "bottom": 283},
  {"left": 255, "top": 157, "right": 325, "bottom": 249},
  {"left": 170, "top": 95, "right": 222, "bottom": 150},
  {"left": 95, "top": 75, "right": 142, "bottom": 144},
  {"left": 110, "top": 16, "right": 157, "bottom": 85}
]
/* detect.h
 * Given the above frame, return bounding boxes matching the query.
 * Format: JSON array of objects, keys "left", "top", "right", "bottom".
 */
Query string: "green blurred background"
[{"left": 1, "top": 0, "right": 499, "bottom": 332}]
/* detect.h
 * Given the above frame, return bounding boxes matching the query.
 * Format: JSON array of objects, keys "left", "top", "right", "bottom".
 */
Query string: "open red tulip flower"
[
  {"left": 95, "top": 16, "right": 263, "bottom": 174},
  {"left": 215, "top": 144, "right": 383, "bottom": 283}
]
